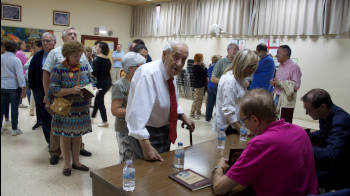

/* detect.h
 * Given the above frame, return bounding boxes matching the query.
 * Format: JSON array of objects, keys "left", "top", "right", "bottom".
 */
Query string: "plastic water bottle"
[
  {"left": 240, "top": 126, "right": 248, "bottom": 141},
  {"left": 174, "top": 142, "right": 184, "bottom": 169},
  {"left": 217, "top": 128, "right": 226, "bottom": 149},
  {"left": 123, "top": 159, "right": 135, "bottom": 191}
]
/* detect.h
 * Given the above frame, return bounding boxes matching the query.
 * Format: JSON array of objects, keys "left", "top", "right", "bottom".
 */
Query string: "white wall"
[
  {"left": 1, "top": 0, "right": 132, "bottom": 51},
  {"left": 141, "top": 36, "right": 350, "bottom": 122}
]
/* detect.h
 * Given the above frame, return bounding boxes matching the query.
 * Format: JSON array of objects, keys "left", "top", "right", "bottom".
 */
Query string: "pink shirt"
[
  {"left": 275, "top": 59, "right": 302, "bottom": 95},
  {"left": 225, "top": 120, "right": 318, "bottom": 196},
  {"left": 16, "top": 50, "right": 28, "bottom": 74}
]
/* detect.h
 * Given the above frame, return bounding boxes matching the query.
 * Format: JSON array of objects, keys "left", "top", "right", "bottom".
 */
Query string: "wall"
[
  {"left": 1, "top": 0, "right": 132, "bottom": 51},
  {"left": 141, "top": 36, "right": 350, "bottom": 122}
]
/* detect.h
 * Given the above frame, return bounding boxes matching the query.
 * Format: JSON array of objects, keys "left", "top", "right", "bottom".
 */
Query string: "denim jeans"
[
  {"left": 1, "top": 88, "right": 21, "bottom": 130},
  {"left": 205, "top": 87, "right": 217, "bottom": 121}
]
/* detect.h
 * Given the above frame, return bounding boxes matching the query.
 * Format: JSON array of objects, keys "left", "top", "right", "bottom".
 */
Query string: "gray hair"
[
  {"left": 122, "top": 52, "right": 146, "bottom": 74},
  {"left": 41, "top": 32, "right": 56, "bottom": 41},
  {"left": 163, "top": 41, "right": 188, "bottom": 53},
  {"left": 227, "top": 42, "right": 239, "bottom": 50},
  {"left": 62, "top": 27, "right": 77, "bottom": 37}
]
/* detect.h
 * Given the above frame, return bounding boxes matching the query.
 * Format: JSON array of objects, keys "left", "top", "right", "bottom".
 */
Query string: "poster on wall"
[
  {"left": 231, "top": 39, "right": 246, "bottom": 50},
  {"left": 1, "top": 26, "right": 54, "bottom": 51}
]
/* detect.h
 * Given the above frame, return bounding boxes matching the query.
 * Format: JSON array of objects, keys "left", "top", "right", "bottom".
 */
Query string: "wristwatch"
[{"left": 212, "top": 165, "right": 224, "bottom": 173}]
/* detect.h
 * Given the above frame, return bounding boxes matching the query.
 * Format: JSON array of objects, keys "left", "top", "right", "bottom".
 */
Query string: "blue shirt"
[
  {"left": 112, "top": 50, "right": 124, "bottom": 68},
  {"left": 249, "top": 55, "right": 275, "bottom": 92},
  {"left": 1, "top": 52, "right": 26, "bottom": 89},
  {"left": 309, "top": 104, "right": 350, "bottom": 174},
  {"left": 42, "top": 51, "right": 48, "bottom": 67},
  {"left": 207, "top": 63, "right": 217, "bottom": 89}
]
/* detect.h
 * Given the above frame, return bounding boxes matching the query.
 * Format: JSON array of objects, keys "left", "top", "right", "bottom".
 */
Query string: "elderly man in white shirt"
[
  {"left": 42, "top": 27, "right": 93, "bottom": 165},
  {"left": 126, "top": 41, "right": 195, "bottom": 161}
]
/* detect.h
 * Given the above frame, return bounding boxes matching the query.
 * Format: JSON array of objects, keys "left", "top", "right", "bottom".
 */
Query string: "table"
[{"left": 90, "top": 134, "right": 249, "bottom": 196}]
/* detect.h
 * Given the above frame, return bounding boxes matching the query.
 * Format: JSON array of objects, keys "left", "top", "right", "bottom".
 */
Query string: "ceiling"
[{"left": 99, "top": 0, "right": 170, "bottom": 6}]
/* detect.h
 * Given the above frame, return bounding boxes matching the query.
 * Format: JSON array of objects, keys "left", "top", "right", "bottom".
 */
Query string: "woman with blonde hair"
[
  {"left": 49, "top": 41, "right": 93, "bottom": 176},
  {"left": 190, "top": 53, "right": 208, "bottom": 119},
  {"left": 215, "top": 49, "right": 258, "bottom": 135}
]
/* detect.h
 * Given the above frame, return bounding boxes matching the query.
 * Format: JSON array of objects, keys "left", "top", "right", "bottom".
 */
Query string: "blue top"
[
  {"left": 112, "top": 50, "right": 124, "bottom": 68},
  {"left": 249, "top": 55, "right": 275, "bottom": 92},
  {"left": 309, "top": 104, "right": 350, "bottom": 175},
  {"left": 1, "top": 52, "right": 26, "bottom": 89},
  {"left": 207, "top": 63, "right": 217, "bottom": 89}
]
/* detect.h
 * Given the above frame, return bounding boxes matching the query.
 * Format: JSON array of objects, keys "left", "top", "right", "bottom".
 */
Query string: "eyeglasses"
[
  {"left": 239, "top": 116, "right": 250, "bottom": 127},
  {"left": 42, "top": 40, "right": 53, "bottom": 43}
]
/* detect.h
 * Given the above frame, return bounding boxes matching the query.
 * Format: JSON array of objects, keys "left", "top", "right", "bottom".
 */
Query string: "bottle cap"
[
  {"left": 178, "top": 142, "right": 183, "bottom": 146},
  {"left": 126, "top": 159, "right": 133, "bottom": 164},
  {"left": 220, "top": 128, "right": 225, "bottom": 131}
]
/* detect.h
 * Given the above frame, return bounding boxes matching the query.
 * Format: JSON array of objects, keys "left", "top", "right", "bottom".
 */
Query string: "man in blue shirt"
[
  {"left": 249, "top": 43, "right": 275, "bottom": 92},
  {"left": 301, "top": 88, "right": 350, "bottom": 189},
  {"left": 111, "top": 44, "right": 124, "bottom": 83}
]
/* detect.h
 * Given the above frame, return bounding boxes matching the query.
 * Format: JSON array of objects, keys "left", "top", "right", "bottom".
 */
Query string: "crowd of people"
[{"left": 1, "top": 26, "right": 349, "bottom": 194}]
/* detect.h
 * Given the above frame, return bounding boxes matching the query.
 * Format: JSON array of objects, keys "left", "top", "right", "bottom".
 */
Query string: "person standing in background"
[
  {"left": 25, "top": 40, "right": 43, "bottom": 129},
  {"left": 91, "top": 42, "right": 112, "bottom": 127},
  {"left": 16, "top": 40, "right": 30, "bottom": 108},
  {"left": 270, "top": 45, "right": 302, "bottom": 123},
  {"left": 28, "top": 32, "right": 56, "bottom": 144},
  {"left": 111, "top": 43, "right": 124, "bottom": 83},
  {"left": 190, "top": 53, "right": 207, "bottom": 120},
  {"left": 1, "top": 40, "right": 26, "bottom": 136},
  {"left": 205, "top": 55, "right": 220, "bottom": 122},
  {"left": 249, "top": 43, "right": 275, "bottom": 92},
  {"left": 210, "top": 42, "right": 239, "bottom": 84},
  {"left": 84, "top": 46, "right": 94, "bottom": 65}
]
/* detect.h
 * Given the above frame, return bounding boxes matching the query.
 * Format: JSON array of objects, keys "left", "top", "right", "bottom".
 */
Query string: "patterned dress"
[{"left": 49, "top": 62, "right": 92, "bottom": 137}]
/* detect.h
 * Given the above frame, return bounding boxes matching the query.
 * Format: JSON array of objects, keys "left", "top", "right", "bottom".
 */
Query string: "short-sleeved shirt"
[
  {"left": 275, "top": 59, "right": 302, "bottom": 95},
  {"left": 112, "top": 50, "right": 124, "bottom": 68},
  {"left": 226, "top": 119, "right": 318, "bottom": 196},
  {"left": 43, "top": 46, "right": 92, "bottom": 73},
  {"left": 211, "top": 57, "right": 231, "bottom": 79},
  {"left": 112, "top": 78, "right": 130, "bottom": 132}
]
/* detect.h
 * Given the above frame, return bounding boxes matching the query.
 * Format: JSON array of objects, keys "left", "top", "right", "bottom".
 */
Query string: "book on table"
[{"left": 168, "top": 169, "right": 212, "bottom": 191}]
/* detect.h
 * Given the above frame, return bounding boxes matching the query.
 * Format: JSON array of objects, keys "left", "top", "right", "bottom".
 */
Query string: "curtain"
[
  {"left": 196, "top": 0, "right": 251, "bottom": 35},
  {"left": 252, "top": 0, "right": 324, "bottom": 36},
  {"left": 323, "top": 0, "right": 350, "bottom": 35},
  {"left": 158, "top": 0, "right": 198, "bottom": 36},
  {"left": 131, "top": 5, "right": 157, "bottom": 37}
]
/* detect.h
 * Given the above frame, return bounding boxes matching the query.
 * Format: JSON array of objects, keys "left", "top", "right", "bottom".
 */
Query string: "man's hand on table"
[{"left": 139, "top": 139, "right": 164, "bottom": 162}]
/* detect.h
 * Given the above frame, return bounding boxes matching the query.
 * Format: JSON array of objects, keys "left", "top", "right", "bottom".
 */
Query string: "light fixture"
[{"left": 145, "top": 0, "right": 152, "bottom": 1}]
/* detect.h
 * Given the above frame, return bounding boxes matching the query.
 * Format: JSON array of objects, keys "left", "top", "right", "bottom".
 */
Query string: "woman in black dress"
[{"left": 91, "top": 42, "right": 112, "bottom": 127}]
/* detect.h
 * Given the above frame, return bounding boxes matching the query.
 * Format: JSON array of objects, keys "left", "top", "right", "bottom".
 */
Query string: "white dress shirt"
[
  {"left": 216, "top": 71, "right": 246, "bottom": 130},
  {"left": 42, "top": 46, "right": 92, "bottom": 73},
  {"left": 126, "top": 59, "right": 184, "bottom": 140}
]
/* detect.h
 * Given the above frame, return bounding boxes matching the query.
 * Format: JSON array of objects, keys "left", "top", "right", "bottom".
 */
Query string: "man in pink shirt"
[
  {"left": 212, "top": 89, "right": 318, "bottom": 196},
  {"left": 271, "top": 45, "right": 302, "bottom": 122}
]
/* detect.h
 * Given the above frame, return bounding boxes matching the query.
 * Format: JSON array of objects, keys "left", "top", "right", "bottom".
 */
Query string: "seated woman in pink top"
[{"left": 212, "top": 89, "right": 318, "bottom": 196}]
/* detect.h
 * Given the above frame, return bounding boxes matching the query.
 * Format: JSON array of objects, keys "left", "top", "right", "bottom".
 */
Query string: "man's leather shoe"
[
  {"left": 62, "top": 168, "right": 71, "bottom": 176},
  {"left": 50, "top": 155, "right": 59, "bottom": 165},
  {"left": 80, "top": 149, "right": 92, "bottom": 157}
]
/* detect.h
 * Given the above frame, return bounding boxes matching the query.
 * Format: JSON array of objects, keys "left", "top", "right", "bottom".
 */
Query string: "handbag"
[{"left": 50, "top": 65, "right": 81, "bottom": 117}]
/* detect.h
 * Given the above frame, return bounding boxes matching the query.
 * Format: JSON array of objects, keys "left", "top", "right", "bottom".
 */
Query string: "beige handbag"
[{"left": 50, "top": 66, "right": 80, "bottom": 117}]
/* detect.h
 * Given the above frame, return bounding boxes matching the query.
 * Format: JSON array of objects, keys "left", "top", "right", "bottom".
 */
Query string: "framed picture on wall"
[
  {"left": 1, "top": 3, "right": 21, "bottom": 22},
  {"left": 53, "top": 10, "right": 70, "bottom": 26}
]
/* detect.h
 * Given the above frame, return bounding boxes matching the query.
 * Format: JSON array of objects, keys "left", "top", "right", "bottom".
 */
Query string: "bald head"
[{"left": 162, "top": 41, "right": 188, "bottom": 78}]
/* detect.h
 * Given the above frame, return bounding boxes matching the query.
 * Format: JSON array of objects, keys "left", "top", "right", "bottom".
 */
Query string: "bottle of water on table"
[
  {"left": 174, "top": 142, "right": 184, "bottom": 169},
  {"left": 123, "top": 159, "right": 135, "bottom": 191},
  {"left": 240, "top": 126, "right": 248, "bottom": 141},
  {"left": 217, "top": 128, "right": 226, "bottom": 149}
]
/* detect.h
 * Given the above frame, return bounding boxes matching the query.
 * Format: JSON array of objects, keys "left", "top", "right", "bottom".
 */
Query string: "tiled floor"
[{"left": 1, "top": 91, "right": 318, "bottom": 196}]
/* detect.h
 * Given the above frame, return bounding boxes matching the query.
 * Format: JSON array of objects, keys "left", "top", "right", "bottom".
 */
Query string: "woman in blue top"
[{"left": 205, "top": 55, "right": 220, "bottom": 121}]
